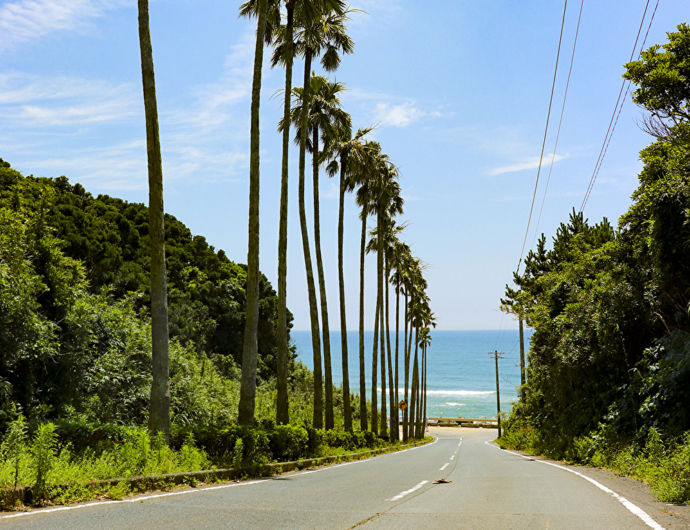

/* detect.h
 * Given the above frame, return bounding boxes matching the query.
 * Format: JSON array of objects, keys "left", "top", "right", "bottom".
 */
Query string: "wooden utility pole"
[
  {"left": 489, "top": 350, "right": 504, "bottom": 437},
  {"left": 519, "top": 317, "right": 526, "bottom": 392}
]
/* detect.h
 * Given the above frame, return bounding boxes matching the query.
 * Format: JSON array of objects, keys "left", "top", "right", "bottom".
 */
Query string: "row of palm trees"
[{"left": 136, "top": 0, "right": 434, "bottom": 440}]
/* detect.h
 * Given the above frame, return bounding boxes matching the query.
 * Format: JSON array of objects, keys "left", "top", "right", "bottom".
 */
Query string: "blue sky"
[{"left": 1, "top": 0, "right": 687, "bottom": 330}]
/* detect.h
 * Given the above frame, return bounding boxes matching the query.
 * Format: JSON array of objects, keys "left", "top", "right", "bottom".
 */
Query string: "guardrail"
[{"left": 427, "top": 417, "right": 498, "bottom": 429}]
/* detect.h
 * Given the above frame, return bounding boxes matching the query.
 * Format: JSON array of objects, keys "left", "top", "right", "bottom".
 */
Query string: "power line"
[
  {"left": 533, "top": 0, "right": 584, "bottom": 245},
  {"left": 515, "top": 0, "right": 569, "bottom": 275},
  {"left": 580, "top": 0, "right": 660, "bottom": 212},
  {"left": 497, "top": 0, "right": 569, "bottom": 352}
]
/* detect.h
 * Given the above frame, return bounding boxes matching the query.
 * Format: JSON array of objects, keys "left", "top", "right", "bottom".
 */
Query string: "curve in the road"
[
  {"left": 490, "top": 442, "right": 663, "bottom": 530},
  {"left": 0, "top": 429, "right": 667, "bottom": 529}
]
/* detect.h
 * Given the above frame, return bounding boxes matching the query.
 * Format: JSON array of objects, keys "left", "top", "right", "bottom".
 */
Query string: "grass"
[{"left": 0, "top": 415, "right": 433, "bottom": 510}]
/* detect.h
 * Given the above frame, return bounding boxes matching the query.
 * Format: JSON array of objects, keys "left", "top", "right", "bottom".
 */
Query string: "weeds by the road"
[{"left": 0, "top": 414, "right": 431, "bottom": 510}]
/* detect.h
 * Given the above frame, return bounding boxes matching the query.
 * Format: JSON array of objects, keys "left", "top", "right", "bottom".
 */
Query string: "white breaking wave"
[
  {"left": 427, "top": 390, "right": 495, "bottom": 397},
  {"left": 444, "top": 402, "right": 465, "bottom": 407}
]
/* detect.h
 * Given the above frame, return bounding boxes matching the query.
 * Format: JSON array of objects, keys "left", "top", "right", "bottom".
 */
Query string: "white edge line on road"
[
  {"left": 487, "top": 442, "right": 663, "bottom": 530},
  {"left": 387, "top": 480, "right": 429, "bottom": 501},
  {"left": 1, "top": 437, "right": 440, "bottom": 521},
  {"left": 439, "top": 462, "right": 449, "bottom": 471},
  {"left": 1, "top": 479, "right": 268, "bottom": 520}
]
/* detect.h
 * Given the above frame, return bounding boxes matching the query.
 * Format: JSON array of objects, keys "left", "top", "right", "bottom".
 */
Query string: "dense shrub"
[{"left": 269, "top": 425, "right": 309, "bottom": 460}]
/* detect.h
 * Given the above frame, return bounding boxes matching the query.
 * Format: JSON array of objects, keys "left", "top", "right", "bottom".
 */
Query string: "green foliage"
[
  {"left": 269, "top": 424, "right": 309, "bottom": 460},
  {"left": 31, "top": 423, "right": 58, "bottom": 500},
  {"left": 0, "top": 414, "right": 28, "bottom": 487},
  {"left": 0, "top": 164, "right": 295, "bottom": 428},
  {"left": 624, "top": 23, "right": 690, "bottom": 126},
  {"left": 232, "top": 438, "right": 244, "bottom": 469}
]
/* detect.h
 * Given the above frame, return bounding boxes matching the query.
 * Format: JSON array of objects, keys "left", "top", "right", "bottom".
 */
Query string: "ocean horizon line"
[{"left": 291, "top": 328, "right": 525, "bottom": 333}]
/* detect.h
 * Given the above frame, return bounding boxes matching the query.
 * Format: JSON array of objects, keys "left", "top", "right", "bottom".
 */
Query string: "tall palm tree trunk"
[
  {"left": 238, "top": 0, "right": 268, "bottom": 426},
  {"left": 385, "top": 259, "right": 396, "bottom": 441},
  {"left": 358, "top": 214, "right": 367, "bottom": 431},
  {"left": 422, "top": 345, "right": 427, "bottom": 436},
  {"left": 406, "top": 299, "right": 415, "bottom": 440},
  {"left": 338, "top": 154, "right": 352, "bottom": 431},
  {"left": 312, "top": 127, "right": 334, "bottom": 430},
  {"left": 377, "top": 211, "right": 386, "bottom": 438},
  {"left": 138, "top": 0, "right": 170, "bottom": 436},
  {"left": 379, "top": 282, "right": 387, "bottom": 438},
  {"left": 371, "top": 281, "right": 380, "bottom": 435},
  {"left": 402, "top": 293, "right": 409, "bottom": 441},
  {"left": 409, "top": 330, "right": 418, "bottom": 440},
  {"left": 298, "top": 49, "right": 323, "bottom": 428},
  {"left": 394, "top": 285, "right": 400, "bottom": 440},
  {"left": 413, "top": 336, "right": 420, "bottom": 438},
  {"left": 276, "top": 1, "right": 294, "bottom": 426}
]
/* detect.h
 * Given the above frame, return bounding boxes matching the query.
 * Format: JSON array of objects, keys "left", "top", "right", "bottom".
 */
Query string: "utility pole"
[
  {"left": 519, "top": 317, "right": 526, "bottom": 395},
  {"left": 489, "top": 350, "right": 504, "bottom": 437}
]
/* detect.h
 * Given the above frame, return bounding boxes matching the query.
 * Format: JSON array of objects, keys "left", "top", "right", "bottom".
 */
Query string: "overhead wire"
[
  {"left": 496, "top": 0, "right": 569, "bottom": 351},
  {"left": 515, "top": 0, "right": 569, "bottom": 276},
  {"left": 580, "top": 0, "right": 660, "bottom": 212},
  {"left": 532, "top": 0, "right": 584, "bottom": 246}
]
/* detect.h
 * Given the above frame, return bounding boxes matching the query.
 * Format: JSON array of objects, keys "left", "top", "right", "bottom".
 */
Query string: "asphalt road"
[{"left": 0, "top": 428, "right": 669, "bottom": 529}]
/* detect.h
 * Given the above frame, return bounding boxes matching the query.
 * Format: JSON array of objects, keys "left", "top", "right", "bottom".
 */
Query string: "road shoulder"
[{"left": 493, "top": 443, "right": 690, "bottom": 529}]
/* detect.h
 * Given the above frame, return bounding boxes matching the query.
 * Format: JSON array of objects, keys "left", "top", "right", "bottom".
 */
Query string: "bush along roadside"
[
  {"left": 0, "top": 416, "right": 432, "bottom": 510},
  {"left": 498, "top": 420, "right": 690, "bottom": 505}
]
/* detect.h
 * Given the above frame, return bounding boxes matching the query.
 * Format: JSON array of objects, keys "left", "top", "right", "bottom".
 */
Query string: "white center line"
[
  {"left": 387, "top": 480, "right": 429, "bottom": 501},
  {"left": 450, "top": 454, "right": 455, "bottom": 460},
  {"left": 439, "top": 462, "right": 449, "bottom": 471}
]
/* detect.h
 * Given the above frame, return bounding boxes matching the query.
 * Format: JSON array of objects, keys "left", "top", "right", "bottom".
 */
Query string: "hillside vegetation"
[
  {"left": 0, "top": 160, "right": 296, "bottom": 429},
  {"left": 500, "top": 24, "right": 690, "bottom": 504}
]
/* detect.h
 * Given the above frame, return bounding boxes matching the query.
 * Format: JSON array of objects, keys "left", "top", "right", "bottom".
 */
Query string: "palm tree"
[
  {"left": 237, "top": 0, "right": 269, "bottom": 426},
  {"left": 402, "top": 257, "right": 424, "bottom": 440},
  {"left": 364, "top": 159, "right": 402, "bottom": 437},
  {"left": 274, "top": 0, "right": 293, "bottom": 427},
  {"left": 310, "top": 78, "right": 348, "bottom": 429},
  {"left": 324, "top": 125, "right": 373, "bottom": 432},
  {"left": 417, "top": 326, "right": 432, "bottom": 435},
  {"left": 242, "top": 0, "right": 288, "bottom": 425},
  {"left": 368, "top": 216, "right": 404, "bottom": 440},
  {"left": 355, "top": 143, "right": 388, "bottom": 433},
  {"left": 382, "top": 221, "right": 406, "bottom": 441},
  {"left": 390, "top": 241, "right": 412, "bottom": 440},
  {"left": 410, "top": 294, "right": 432, "bottom": 438},
  {"left": 289, "top": 75, "right": 349, "bottom": 429},
  {"left": 291, "top": 2, "right": 352, "bottom": 429},
  {"left": 375, "top": 168, "right": 402, "bottom": 437},
  {"left": 138, "top": 0, "right": 170, "bottom": 436}
]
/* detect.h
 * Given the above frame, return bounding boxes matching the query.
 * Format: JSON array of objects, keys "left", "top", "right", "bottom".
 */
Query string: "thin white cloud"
[
  {"left": 24, "top": 139, "right": 146, "bottom": 190},
  {"left": 373, "top": 101, "right": 441, "bottom": 128},
  {"left": 2, "top": 26, "right": 255, "bottom": 189},
  {"left": 487, "top": 153, "right": 568, "bottom": 176},
  {"left": 0, "top": 73, "right": 139, "bottom": 126},
  {"left": 167, "top": 30, "right": 255, "bottom": 132},
  {"left": 0, "top": 0, "right": 131, "bottom": 54}
]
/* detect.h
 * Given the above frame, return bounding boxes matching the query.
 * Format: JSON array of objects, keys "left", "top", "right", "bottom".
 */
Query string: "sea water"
[{"left": 291, "top": 329, "right": 531, "bottom": 419}]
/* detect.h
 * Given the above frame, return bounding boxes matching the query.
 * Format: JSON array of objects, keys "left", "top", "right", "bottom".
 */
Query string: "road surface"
[{"left": 0, "top": 428, "right": 676, "bottom": 529}]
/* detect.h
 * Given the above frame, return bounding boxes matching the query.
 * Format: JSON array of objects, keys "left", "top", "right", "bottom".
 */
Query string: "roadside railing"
[{"left": 427, "top": 417, "right": 498, "bottom": 429}]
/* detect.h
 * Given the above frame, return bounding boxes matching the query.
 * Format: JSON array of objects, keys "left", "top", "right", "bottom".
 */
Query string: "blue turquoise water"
[{"left": 291, "top": 329, "right": 531, "bottom": 419}]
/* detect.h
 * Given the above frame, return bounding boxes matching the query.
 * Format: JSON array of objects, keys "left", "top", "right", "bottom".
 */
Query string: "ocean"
[{"left": 291, "top": 329, "right": 531, "bottom": 419}]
